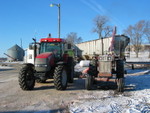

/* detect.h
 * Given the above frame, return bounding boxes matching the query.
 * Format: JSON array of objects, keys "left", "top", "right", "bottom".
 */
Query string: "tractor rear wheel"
[
  {"left": 117, "top": 78, "right": 124, "bottom": 92},
  {"left": 67, "top": 57, "right": 74, "bottom": 83},
  {"left": 54, "top": 65, "right": 68, "bottom": 90},
  {"left": 18, "top": 65, "right": 35, "bottom": 90}
]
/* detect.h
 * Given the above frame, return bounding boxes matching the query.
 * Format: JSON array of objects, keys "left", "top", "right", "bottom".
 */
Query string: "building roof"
[{"left": 8, "top": 44, "right": 24, "bottom": 51}]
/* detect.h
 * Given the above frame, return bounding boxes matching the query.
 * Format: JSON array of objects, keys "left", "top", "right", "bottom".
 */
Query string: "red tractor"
[{"left": 18, "top": 37, "right": 74, "bottom": 90}]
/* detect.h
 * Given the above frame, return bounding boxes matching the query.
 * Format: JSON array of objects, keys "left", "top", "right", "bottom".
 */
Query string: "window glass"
[{"left": 40, "top": 42, "right": 61, "bottom": 56}]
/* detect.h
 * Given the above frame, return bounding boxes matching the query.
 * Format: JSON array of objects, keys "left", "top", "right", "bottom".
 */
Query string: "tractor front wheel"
[
  {"left": 18, "top": 64, "right": 35, "bottom": 90},
  {"left": 85, "top": 75, "right": 93, "bottom": 90},
  {"left": 117, "top": 78, "right": 124, "bottom": 92},
  {"left": 54, "top": 65, "right": 68, "bottom": 90}
]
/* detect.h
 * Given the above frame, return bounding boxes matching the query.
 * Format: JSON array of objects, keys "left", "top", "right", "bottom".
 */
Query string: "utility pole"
[{"left": 50, "top": 3, "right": 61, "bottom": 38}]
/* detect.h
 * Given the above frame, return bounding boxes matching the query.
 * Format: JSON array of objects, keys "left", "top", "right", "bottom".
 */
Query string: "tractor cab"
[{"left": 40, "top": 38, "right": 66, "bottom": 59}]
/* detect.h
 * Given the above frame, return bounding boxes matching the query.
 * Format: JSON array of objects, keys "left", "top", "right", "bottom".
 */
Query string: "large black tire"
[
  {"left": 67, "top": 65, "right": 74, "bottom": 83},
  {"left": 116, "top": 60, "right": 124, "bottom": 78},
  {"left": 116, "top": 60, "right": 124, "bottom": 92},
  {"left": 67, "top": 57, "right": 74, "bottom": 83},
  {"left": 117, "top": 78, "right": 124, "bottom": 92},
  {"left": 85, "top": 75, "right": 93, "bottom": 90},
  {"left": 54, "top": 65, "right": 68, "bottom": 90},
  {"left": 18, "top": 65, "right": 35, "bottom": 90}
]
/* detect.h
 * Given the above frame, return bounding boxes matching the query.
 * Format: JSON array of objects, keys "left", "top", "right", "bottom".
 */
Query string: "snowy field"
[{"left": 70, "top": 64, "right": 150, "bottom": 113}]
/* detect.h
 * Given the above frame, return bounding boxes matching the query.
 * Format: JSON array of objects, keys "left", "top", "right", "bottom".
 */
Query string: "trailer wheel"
[
  {"left": 85, "top": 75, "right": 93, "bottom": 90},
  {"left": 54, "top": 65, "right": 68, "bottom": 90},
  {"left": 117, "top": 78, "right": 124, "bottom": 92},
  {"left": 18, "top": 65, "right": 35, "bottom": 90}
]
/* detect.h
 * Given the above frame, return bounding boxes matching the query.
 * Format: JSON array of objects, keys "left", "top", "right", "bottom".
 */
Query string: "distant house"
[
  {"left": 127, "top": 44, "right": 150, "bottom": 52},
  {"left": 143, "top": 44, "right": 150, "bottom": 51}
]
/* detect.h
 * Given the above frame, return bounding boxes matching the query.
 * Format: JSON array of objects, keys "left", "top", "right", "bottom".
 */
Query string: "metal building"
[
  {"left": 7, "top": 44, "right": 25, "bottom": 61},
  {"left": 75, "top": 35, "right": 129, "bottom": 59}
]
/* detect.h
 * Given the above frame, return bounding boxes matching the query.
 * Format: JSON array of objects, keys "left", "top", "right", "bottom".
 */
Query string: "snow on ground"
[
  {"left": 0, "top": 61, "right": 24, "bottom": 64},
  {"left": 69, "top": 65, "right": 150, "bottom": 113},
  {"left": 0, "top": 61, "right": 23, "bottom": 70},
  {"left": 0, "top": 65, "right": 14, "bottom": 69},
  {"left": 126, "top": 57, "right": 150, "bottom": 62}
]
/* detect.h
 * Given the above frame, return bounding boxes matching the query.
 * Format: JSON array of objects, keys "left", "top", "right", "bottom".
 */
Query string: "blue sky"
[{"left": 0, "top": 0, "right": 150, "bottom": 57}]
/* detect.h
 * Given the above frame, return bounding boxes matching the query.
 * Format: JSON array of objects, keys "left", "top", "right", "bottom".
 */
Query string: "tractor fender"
[{"left": 22, "top": 63, "right": 35, "bottom": 70}]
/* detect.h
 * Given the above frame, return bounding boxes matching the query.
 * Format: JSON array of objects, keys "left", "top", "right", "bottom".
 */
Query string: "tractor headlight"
[{"left": 35, "top": 64, "right": 47, "bottom": 67}]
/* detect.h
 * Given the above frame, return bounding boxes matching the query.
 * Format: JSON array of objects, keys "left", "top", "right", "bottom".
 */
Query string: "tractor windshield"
[{"left": 40, "top": 42, "right": 61, "bottom": 56}]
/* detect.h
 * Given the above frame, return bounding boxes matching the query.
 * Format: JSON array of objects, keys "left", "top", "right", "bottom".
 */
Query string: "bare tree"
[
  {"left": 93, "top": 15, "right": 113, "bottom": 39},
  {"left": 144, "top": 20, "right": 150, "bottom": 57},
  {"left": 65, "top": 32, "right": 82, "bottom": 45},
  {"left": 93, "top": 15, "right": 113, "bottom": 55},
  {"left": 124, "top": 20, "right": 146, "bottom": 57}
]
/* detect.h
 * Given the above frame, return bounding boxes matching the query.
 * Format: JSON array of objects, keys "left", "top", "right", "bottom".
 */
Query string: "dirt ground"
[
  {"left": 0, "top": 63, "right": 150, "bottom": 113},
  {"left": 0, "top": 63, "right": 91, "bottom": 113}
]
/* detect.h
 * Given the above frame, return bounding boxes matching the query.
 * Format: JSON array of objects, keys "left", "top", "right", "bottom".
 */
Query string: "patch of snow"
[
  {"left": 0, "top": 66, "right": 14, "bottom": 69},
  {"left": 126, "top": 57, "right": 150, "bottom": 62},
  {"left": 2, "top": 61, "right": 24, "bottom": 64},
  {"left": 75, "top": 63, "right": 88, "bottom": 72},
  {"left": 79, "top": 60, "right": 90, "bottom": 67},
  {"left": 126, "top": 69, "right": 150, "bottom": 76},
  {"left": 70, "top": 68, "right": 150, "bottom": 113}
]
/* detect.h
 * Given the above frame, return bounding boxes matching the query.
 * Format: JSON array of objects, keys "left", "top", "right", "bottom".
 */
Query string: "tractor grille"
[
  {"left": 35, "top": 58, "right": 49, "bottom": 72},
  {"left": 98, "top": 61, "right": 112, "bottom": 73}
]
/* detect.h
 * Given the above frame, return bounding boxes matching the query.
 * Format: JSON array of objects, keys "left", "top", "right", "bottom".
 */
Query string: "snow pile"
[
  {"left": 69, "top": 69, "right": 150, "bottom": 113},
  {"left": 79, "top": 60, "right": 90, "bottom": 67},
  {"left": 74, "top": 63, "right": 88, "bottom": 72}
]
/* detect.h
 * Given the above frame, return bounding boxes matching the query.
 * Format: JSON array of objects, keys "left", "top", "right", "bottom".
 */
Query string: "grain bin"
[{"left": 7, "top": 44, "right": 24, "bottom": 61}]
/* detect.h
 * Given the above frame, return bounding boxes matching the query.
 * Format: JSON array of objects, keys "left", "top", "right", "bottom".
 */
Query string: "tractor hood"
[
  {"left": 36, "top": 52, "right": 53, "bottom": 59},
  {"left": 35, "top": 52, "right": 54, "bottom": 72}
]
